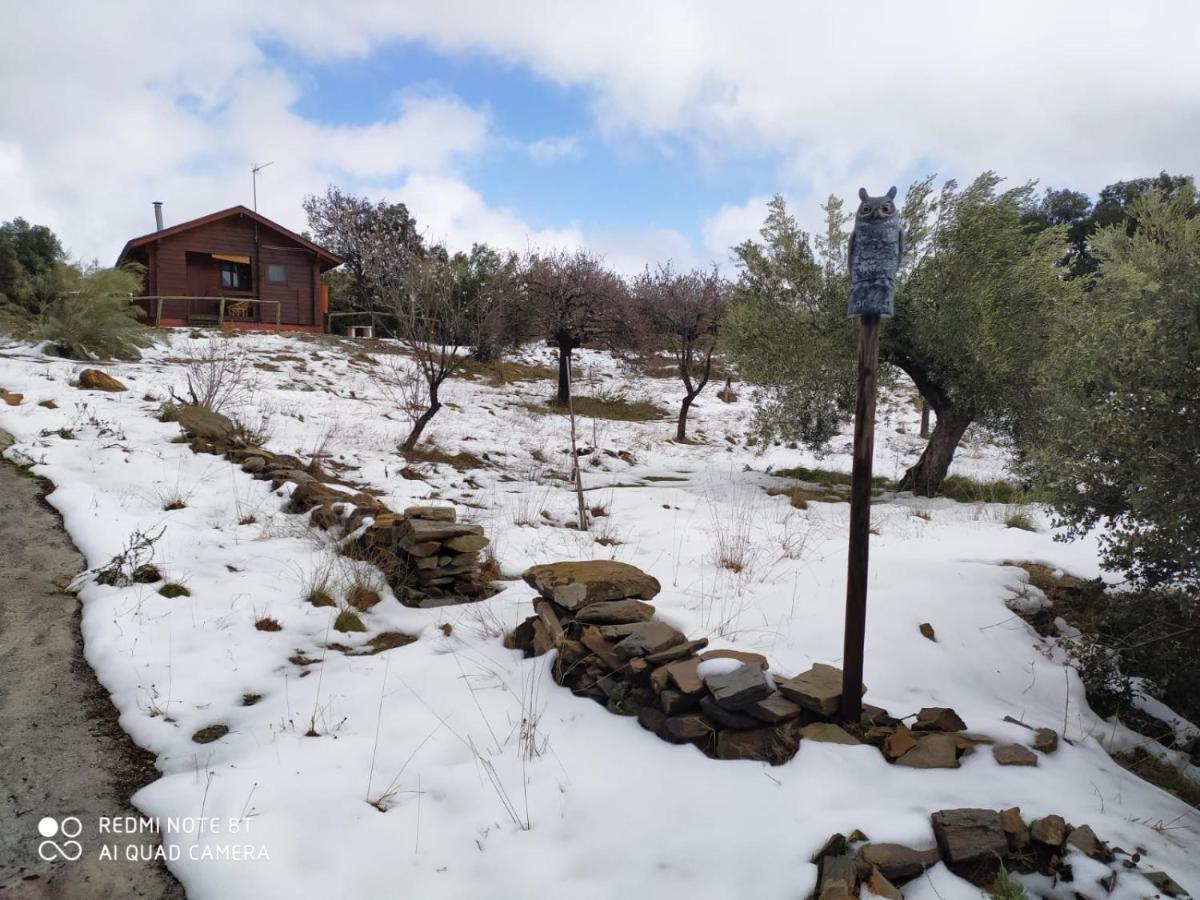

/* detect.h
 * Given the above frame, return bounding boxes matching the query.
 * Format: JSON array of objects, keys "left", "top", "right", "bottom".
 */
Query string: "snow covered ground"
[{"left": 0, "top": 330, "right": 1196, "bottom": 900}]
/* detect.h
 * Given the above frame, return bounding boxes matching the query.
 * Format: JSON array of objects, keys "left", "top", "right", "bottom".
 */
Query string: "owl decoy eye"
[
  {"left": 881, "top": 202, "right": 894, "bottom": 214},
  {"left": 860, "top": 203, "right": 872, "bottom": 214}
]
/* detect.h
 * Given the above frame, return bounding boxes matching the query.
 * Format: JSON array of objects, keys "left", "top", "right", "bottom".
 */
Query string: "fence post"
[
  {"left": 155, "top": 296, "right": 163, "bottom": 327},
  {"left": 218, "top": 297, "right": 226, "bottom": 326}
]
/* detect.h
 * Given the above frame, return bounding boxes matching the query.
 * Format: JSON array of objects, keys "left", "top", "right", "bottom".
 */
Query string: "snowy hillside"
[{"left": 0, "top": 331, "right": 1195, "bottom": 900}]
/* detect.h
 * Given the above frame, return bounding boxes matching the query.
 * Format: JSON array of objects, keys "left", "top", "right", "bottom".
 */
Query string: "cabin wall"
[{"left": 150, "top": 215, "right": 320, "bottom": 326}]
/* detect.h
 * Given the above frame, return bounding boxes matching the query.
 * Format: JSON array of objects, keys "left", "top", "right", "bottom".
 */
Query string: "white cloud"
[
  {"left": 4, "top": 1, "right": 1200, "bottom": 267},
  {"left": 527, "top": 135, "right": 580, "bottom": 164}
]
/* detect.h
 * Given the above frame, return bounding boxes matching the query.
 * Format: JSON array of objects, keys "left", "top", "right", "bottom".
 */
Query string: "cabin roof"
[{"left": 117, "top": 205, "right": 343, "bottom": 270}]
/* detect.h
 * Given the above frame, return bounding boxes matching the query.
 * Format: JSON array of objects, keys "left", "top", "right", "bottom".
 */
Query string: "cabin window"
[
  {"left": 267, "top": 263, "right": 287, "bottom": 284},
  {"left": 219, "top": 260, "right": 251, "bottom": 291}
]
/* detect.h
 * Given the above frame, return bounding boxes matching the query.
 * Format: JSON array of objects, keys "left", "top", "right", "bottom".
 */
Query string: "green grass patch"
[
  {"left": 533, "top": 395, "right": 668, "bottom": 422},
  {"left": 334, "top": 609, "right": 367, "bottom": 633},
  {"left": 941, "top": 476, "right": 1041, "bottom": 504}
]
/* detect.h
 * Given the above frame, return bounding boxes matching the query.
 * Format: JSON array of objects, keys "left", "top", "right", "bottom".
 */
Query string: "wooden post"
[
  {"left": 218, "top": 297, "right": 226, "bottom": 327},
  {"left": 155, "top": 296, "right": 164, "bottom": 327},
  {"left": 565, "top": 359, "right": 588, "bottom": 531},
  {"left": 840, "top": 313, "right": 881, "bottom": 723}
]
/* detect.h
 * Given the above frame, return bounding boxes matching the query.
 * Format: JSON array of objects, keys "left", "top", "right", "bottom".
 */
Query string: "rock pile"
[
  {"left": 175, "top": 404, "right": 492, "bottom": 605},
  {"left": 513, "top": 560, "right": 1065, "bottom": 771},
  {"left": 814, "top": 808, "right": 1189, "bottom": 899}
]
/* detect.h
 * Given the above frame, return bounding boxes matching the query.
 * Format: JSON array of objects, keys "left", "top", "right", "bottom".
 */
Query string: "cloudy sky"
[{"left": 2, "top": 1, "right": 1197, "bottom": 273}]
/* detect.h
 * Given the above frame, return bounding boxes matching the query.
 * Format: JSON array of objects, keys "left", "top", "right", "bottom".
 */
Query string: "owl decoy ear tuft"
[
  {"left": 858, "top": 188, "right": 868, "bottom": 201},
  {"left": 886, "top": 186, "right": 897, "bottom": 200}
]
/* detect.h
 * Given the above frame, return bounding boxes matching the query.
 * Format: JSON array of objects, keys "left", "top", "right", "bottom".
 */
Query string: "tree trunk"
[
  {"left": 401, "top": 385, "right": 442, "bottom": 452},
  {"left": 676, "top": 394, "right": 695, "bottom": 442},
  {"left": 919, "top": 400, "right": 931, "bottom": 438},
  {"left": 556, "top": 341, "right": 572, "bottom": 404},
  {"left": 897, "top": 407, "right": 972, "bottom": 496}
]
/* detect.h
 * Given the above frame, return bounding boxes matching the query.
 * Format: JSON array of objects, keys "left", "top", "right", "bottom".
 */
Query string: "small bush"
[
  {"left": 334, "top": 609, "right": 366, "bottom": 633},
  {"left": 158, "top": 582, "right": 191, "bottom": 598},
  {"left": 255, "top": 616, "right": 282, "bottom": 632},
  {"left": 307, "top": 587, "right": 336, "bottom": 608},
  {"left": 39, "top": 264, "right": 153, "bottom": 361},
  {"left": 158, "top": 402, "right": 183, "bottom": 422},
  {"left": 347, "top": 584, "right": 382, "bottom": 611},
  {"left": 1004, "top": 510, "right": 1037, "bottom": 531}
]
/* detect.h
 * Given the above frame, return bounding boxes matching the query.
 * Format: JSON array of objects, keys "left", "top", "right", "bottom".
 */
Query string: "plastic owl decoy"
[{"left": 847, "top": 186, "right": 904, "bottom": 317}]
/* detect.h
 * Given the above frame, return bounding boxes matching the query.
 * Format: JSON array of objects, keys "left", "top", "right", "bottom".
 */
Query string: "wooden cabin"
[{"left": 116, "top": 204, "right": 342, "bottom": 332}]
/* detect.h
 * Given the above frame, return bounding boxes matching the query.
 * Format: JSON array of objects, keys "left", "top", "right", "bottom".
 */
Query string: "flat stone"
[
  {"left": 1000, "top": 807, "right": 1031, "bottom": 851},
  {"left": 858, "top": 844, "right": 940, "bottom": 883},
  {"left": 1033, "top": 727, "right": 1059, "bottom": 754},
  {"left": 445, "top": 533, "right": 489, "bottom": 553},
  {"left": 77, "top": 368, "right": 127, "bottom": 392},
  {"left": 883, "top": 725, "right": 918, "bottom": 760},
  {"left": 644, "top": 638, "right": 708, "bottom": 664},
  {"left": 819, "top": 855, "right": 857, "bottom": 900},
  {"left": 699, "top": 648, "right": 768, "bottom": 670},
  {"left": 656, "top": 714, "right": 714, "bottom": 747},
  {"left": 404, "top": 505, "right": 456, "bottom": 522},
  {"left": 660, "top": 689, "right": 699, "bottom": 715},
  {"left": 714, "top": 720, "right": 803, "bottom": 765},
  {"left": 1066, "top": 825, "right": 1110, "bottom": 861},
  {"left": 533, "top": 600, "right": 565, "bottom": 650},
  {"left": 746, "top": 692, "right": 804, "bottom": 724},
  {"left": 241, "top": 456, "right": 267, "bottom": 473},
  {"left": 930, "top": 808, "right": 1007, "bottom": 886},
  {"left": 993, "top": 743, "right": 1038, "bottom": 766},
  {"left": 1030, "top": 814, "right": 1068, "bottom": 848},
  {"left": 522, "top": 560, "right": 661, "bottom": 609},
  {"left": 664, "top": 657, "right": 705, "bottom": 695},
  {"left": 913, "top": 707, "right": 967, "bottom": 732},
  {"left": 636, "top": 706, "right": 667, "bottom": 734},
  {"left": 613, "top": 621, "right": 687, "bottom": 660},
  {"left": 579, "top": 626, "right": 623, "bottom": 670},
  {"left": 1145, "top": 871, "right": 1188, "bottom": 897},
  {"left": 919, "top": 622, "right": 937, "bottom": 641},
  {"left": 896, "top": 734, "right": 960, "bottom": 769},
  {"left": 704, "top": 662, "right": 773, "bottom": 709},
  {"left": 400, "top": 518, "right": 484, "bottom": 542},
  {"left": 777, "top": 663, "right": 848, "bottom": 716},
  {"left": 574, "top": 599, "right": 656, "bottom": 625},
  {"left": 699, "top": 694, "right": 762, "bottom": 729},
  {"left": 801, "top": 723, "right": 862, "bottom": 746},
  {"left": 865, "top": 866, "right": 903, "bottom": 900},
  {"left": 178, "top": 404, "right": 234, "bottom": 440}
]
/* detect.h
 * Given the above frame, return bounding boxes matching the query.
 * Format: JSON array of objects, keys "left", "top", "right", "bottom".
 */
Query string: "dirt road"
[{"left": 0, "top": 430, "right": 184, "bottom": 899}]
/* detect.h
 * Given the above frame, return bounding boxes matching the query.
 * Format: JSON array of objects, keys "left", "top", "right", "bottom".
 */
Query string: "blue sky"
[
  {"left": 267, "top": 37, "right": 784, "bottom": 262},
  {"left": 2, "top": 2, "right": 1198, "bottom": 272}
]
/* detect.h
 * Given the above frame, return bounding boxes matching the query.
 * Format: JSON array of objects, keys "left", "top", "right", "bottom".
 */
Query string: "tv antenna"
[{"left": 251, "top": 161, "right": 274, "bottom": 212}]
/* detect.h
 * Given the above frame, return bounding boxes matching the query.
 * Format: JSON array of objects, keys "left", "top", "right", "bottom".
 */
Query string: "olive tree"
[{"left": 728, "top": 174, "right": 1078, "bottom": 495}]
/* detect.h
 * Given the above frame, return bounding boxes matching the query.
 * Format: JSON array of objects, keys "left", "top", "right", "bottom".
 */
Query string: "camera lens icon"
[{"left": 37, "top": 816, "right": 83, "bottom": 861}]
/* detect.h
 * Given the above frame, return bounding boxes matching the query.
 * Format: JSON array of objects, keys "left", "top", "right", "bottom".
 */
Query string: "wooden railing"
[{"left": 131, "top": 296, "right": 283, "bottom": 328}]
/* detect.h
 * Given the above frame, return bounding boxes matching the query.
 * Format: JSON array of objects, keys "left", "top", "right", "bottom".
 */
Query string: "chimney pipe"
[{"left": 153, "top": 201, "right": 163, "bottom": 232}]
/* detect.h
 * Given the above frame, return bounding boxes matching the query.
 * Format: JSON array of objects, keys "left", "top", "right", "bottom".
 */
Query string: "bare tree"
[
  {"left": 379, "top": 252, "right": 482, "bottom": 452},
  {"left": 521, "top": 249, "right": 625, "bottom": 403},
  {"left": 635, "top": 265, "right": 729, "bottom": 441}
]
